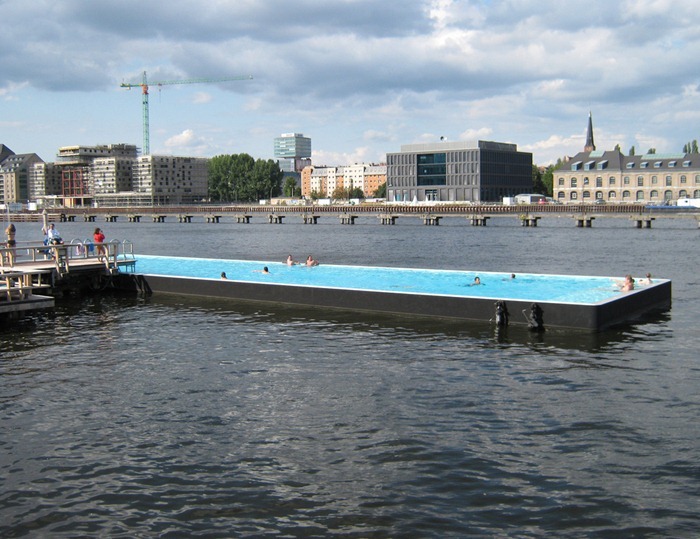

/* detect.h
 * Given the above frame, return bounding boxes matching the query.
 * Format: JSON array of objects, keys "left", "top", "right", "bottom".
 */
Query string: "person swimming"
[
  {"left": 305, "top": 255, "right": 319, "bottom": 267},
  {"left": 469, "top": 276, "right": 483, "bottom": 286}
]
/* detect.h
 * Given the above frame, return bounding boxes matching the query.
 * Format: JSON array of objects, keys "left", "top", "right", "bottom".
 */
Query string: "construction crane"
[{"left": 120, "top": 71, "right": 253, "bottom": 155}]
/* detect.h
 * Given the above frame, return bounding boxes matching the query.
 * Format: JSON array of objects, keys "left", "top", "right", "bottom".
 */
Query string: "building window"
[
  {"left": 622, "top": 190, "right": 631, "bottom": 200},
  {"left": 417, "top": 153, "right": 446, "bottom": 186},
  {"left": 637, "top": 176, "right": 644, "bottom": 186},
  {"left": 570, "top": 192, "right": 578, "bottom": 200},
  {"left": 583, "top": 177, "right": 590, "bottom": 185},
  {"left": 664, "top": 190, "right": 673, "bottom": 200},
  {"left": 636, "top": 190, "right": 644, "bottom": 201},
  {"left": 652, "top": 175, "right": 658, "bottom": 185},
  {"left": 609, "top": 191, "right": 617, "bottom": 199},
  {"left": 571, "top": 178, "right": 578, "bottom": 188},
  {"left": 696, "top": 175, "right": 700, "bottom": 184},
  {"left": 596, "top": 177, "right": 603, "bottom": 187},
  {"left": 681, "top": 175, "right": 687, "bottom": 184},
  {"left": 679, "top": 190, "right": 688, "bottom": 198},
  {"left": 595, "top": 191, "right": 603, "bottom": 200},
  {"left": 609, "top": 177, "right": 616, "bottom": 186},
  {"left": 624, "top": 176, "right": 630, "bottom": 185},
  {"left": 650, "top": 190, "right": 659, "bottom": 199},
  {"left": 666, "top": 176, "right": 672, "bottom": 186},
  {"left": 582, "top": 191, "right": 591, "bottom": 199},
  {"left": 558, "top": 177, "right": 565, "bottom": 186}
]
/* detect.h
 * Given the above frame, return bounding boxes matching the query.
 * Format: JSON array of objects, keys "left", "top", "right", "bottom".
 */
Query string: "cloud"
[{"left": 3, "top": 0, "right": 700, "bottom": 166}]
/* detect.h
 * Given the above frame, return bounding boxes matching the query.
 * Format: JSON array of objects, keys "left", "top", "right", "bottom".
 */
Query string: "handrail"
[{"left": 1, "top": 239, "right": 133, "bottom": 274}]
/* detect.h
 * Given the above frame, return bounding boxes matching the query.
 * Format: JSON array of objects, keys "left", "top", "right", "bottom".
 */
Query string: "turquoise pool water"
[{"left": 131, "top": 255, "right": 649, "bottom": 305}]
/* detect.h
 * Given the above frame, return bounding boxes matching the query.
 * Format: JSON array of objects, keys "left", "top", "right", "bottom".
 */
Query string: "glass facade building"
[{"left": 387, "top": 140, "right": 533, "bottom": 203}]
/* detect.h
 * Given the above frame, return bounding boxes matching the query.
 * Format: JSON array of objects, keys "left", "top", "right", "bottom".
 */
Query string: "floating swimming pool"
[{"left": 123, "top": 255, "right": 672, "bottom": 331}]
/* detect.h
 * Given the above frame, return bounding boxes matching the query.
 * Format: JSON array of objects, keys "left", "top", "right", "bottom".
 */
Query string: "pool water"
[{"left": 131, "top": 255, "right": 648, "bottom": 305}]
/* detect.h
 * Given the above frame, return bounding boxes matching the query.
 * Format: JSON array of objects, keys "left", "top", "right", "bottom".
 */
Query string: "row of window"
[
  {"left": 559, "top": 174, "right": 700, "bottom": 188},
  {"left": 556, "top": 189, "right": 700, "bottom": 200}
]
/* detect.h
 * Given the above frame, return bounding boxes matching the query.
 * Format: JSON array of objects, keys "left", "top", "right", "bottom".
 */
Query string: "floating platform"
[{"left": 118, "top": 256, "right": 672, "bottom": 332}]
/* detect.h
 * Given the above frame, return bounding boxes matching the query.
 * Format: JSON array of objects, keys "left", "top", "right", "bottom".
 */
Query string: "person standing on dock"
[
  {"left": 4, "top": 223, "right": 16, "bottom": 266},
  {"left": 93, "top": 227, "right": 106, "bottom": 259}
]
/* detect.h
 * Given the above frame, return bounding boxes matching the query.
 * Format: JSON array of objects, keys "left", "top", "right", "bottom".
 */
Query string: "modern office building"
[
  {"left": 274, "top": 133, "right": 312, "bottom": 173},
  {"left": 554, "top": 116, "right": 700, "bottom": 203},
  {"left": 386, "top": 140, "right": 533, "bottom": 203}
]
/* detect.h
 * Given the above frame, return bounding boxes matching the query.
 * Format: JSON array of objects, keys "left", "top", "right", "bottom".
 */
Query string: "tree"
[
  {"left": 628, "top": 146, "right": 636, "bottom": 156},
  {"left": 614, "top": 143, "right": 621, "bottom": 152},
  {"left": 683, "top": 140, "right": 698, "bottom": 154},
  {"left": 646, "top": 148, "right": 656, "bottom": 154},
  {"left": 374, "top": 183, "right": 387, "bottom": 198},
  {"left": 532, "top": 165, "right": 546, "bottom": 195},
  {"left": 208, "top": 153, "right": 282, "bottom": 202},
  {"left": 348, "top": 187, "right": 365, "bottom": 199},
  {"left": 283, "top": 177, "right": 300, "bottom": 197}
]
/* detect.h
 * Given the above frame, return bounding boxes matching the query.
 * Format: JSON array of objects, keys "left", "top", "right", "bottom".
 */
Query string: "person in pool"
[
  {"left": 469, "top": 276, "right": 483, "bottom": 286},
  {"left": 286, "top": 255, "right": 298, "bottom": 266},
  {"left": 305, "top": 255, "right": 319, "bottom": 267},
  {"left": 619, "top": 274, "right": 635, "bottom": 291}
]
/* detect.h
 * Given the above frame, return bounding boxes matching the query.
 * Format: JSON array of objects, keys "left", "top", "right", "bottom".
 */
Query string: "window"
[
  {"left": 558, "top": 177, "right": 565, "bottom": 186},
  {"left": 609, "top": 176, "right": 616, "bottom": 186},
  {"left": 626, "top": 162, "right": 635, "bottom": 169},
  {"left": 651, "top": 175, "right": 658, "bottom": 185},
  {"left": 683, "top": 160, "right": 691, "bottom": 167},
  {"left": 696, "top": 175, "right": 700, "bottom": 185},
  {"left": 609, "top": 191, "right": 617, "bottom": 199},
  {"left": 596, "top": 177, "right": 603, "bottom": 187},
  {"left": 624, "top": 176, "right": 630, "bottom": 185},
  {"left": 641, "top": 162, "right": 649, "bottom": 168},
  {"left": 666, "top": 176, "right": 672, "bottom": 186},
  {"left": 622, "top": 190, "right": 631, "bottom": 199},
  {"left": 597, "top": 160, "right": 608, "bottom": 170},
  {"left": 570, "top": 192, "right": 578, "bottom": 200},
  {"left": 571, "top": 178, "right": 578, "bottom": 188},
  {"left": 417, "top": 153, "right": 446, "bottom": 186},
  {"left": 669, "top": 161, "right": 677, "bottom": 167},
  {"left": 582, "top": 191, "right": 591, "bottom": 199},
  {"left": 654, "top": 161, "right": 662, "bottom": 168},
  {"left": 595, "top": 191, "right": 603, "bottom": 200},
  {"left": 583, "top": 177, "right": 590, "bottom": 185},
  {"left": 571, "top": 161, "right": 582, "bottom": 171},
  {"left": 681, "top": 175, "right": 687, "bottom": 184},
  {"left": 636, "top": 190, "right": 645, "bottom": 201},
  {"left": 637, "top": 176, "right": 644, "bottom": 187},
  {"left": 679, "top": 190, "right": 688, "bottom": 198},
  {"left": 650, "top": 190, "right": 659, "bottom": 199}
]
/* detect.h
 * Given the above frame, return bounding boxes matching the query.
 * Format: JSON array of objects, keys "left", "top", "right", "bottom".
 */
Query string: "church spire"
[{"left": 584, "top": 111, "right": 596, "bottom": 152}]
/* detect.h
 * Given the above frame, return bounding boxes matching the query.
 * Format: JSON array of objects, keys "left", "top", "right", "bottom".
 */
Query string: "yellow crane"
[{"left": 120, "top": 71, "right": 253, "bottom": 155}]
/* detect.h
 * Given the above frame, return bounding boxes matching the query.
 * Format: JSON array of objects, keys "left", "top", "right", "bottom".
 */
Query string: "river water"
[{"left": 1, "top": 216, "right": 699, "bottom": 538}]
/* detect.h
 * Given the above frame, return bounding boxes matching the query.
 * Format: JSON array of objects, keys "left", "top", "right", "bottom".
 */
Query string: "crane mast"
[{"left": 120, "top": 71, "right": 253, "bottom": 155}]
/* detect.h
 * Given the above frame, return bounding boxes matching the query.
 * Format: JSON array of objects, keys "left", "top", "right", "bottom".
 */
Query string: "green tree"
[
  {"left": 614, "top": 143, "right": 621, "bottom": 152},
  {"left": 532, "top": 165, "right": 546, "bottom": 195},
  {"left": 374, "top": 183, "right": 386, "bottom": 198},
  {"left": 283, "top": 177, "right": 300, "bottom": 197},
  {"left": 629, "top": 145, "right": 636, "bottom": 156},
  {"left": 208, "top": 154, "right": 282, "bottom": 202},
  {"left": 647, "top": 148, "right": 656, "bottom": 154}
]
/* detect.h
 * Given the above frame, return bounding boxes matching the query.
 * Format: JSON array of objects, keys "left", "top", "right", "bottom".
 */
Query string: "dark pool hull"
[{"left": 120, "top": 273, "right": 672, "bottom": 331}]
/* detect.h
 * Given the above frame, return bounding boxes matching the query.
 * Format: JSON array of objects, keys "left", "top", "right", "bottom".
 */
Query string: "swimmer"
[
  {"left": 221, "top": 272, "right": 228, "bottom": 279},
  {"left": 305, "top": 255, "right": 319, "bottom": 267},
  {"left": 286, "top": 255, "right": 298, "bottom": 266},
  {"left": 254, "top": 266, "right": 270, "bottom": 274},
  {"left": 619, "top": 274, "right": 634, "bottom": 292},
  {"left": 644, "top": 272, "right": 652, "bottom": 284},
  {"left": 469, "top": 276, "right": 483, "bottom": 286}
]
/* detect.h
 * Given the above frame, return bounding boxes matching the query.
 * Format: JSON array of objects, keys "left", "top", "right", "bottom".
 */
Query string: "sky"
[{"left": 2, "top": 0, "right": 700, "bottom": 167}]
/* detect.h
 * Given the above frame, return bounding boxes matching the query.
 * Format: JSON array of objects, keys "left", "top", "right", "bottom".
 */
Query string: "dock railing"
[{"left": 1, "top": 239, "right": 132, "bottom": 275}]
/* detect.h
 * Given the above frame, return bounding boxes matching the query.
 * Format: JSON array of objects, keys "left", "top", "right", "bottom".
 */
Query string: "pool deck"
[{"left": 119, "top": 271, "right": 672, "bottom": 332}]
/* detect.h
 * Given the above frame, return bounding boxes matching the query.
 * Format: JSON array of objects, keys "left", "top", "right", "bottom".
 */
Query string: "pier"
[
  {"left": 9, "top": 203, "right": 700, "bottom": 229},
  {"left": 1, "top": 240, "right": 136, "bottom": 321}
]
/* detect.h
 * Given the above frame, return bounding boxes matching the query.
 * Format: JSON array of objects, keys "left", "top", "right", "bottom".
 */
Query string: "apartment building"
[{"left": 301, "top": 164, "right": 387, "bottom": 198}]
